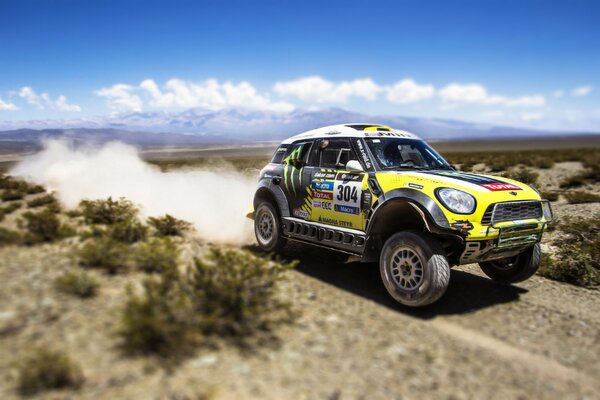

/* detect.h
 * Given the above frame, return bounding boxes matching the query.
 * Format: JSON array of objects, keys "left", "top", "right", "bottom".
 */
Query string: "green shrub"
[
  {"left": 55, "top": 270, "right": 100, "bottom": 298},
  {"left": 17, "top": 348, "right": 84, "bottom": 395},
  {"left": 27, "top": 194, "right": 57, "bottom": 208},
  {"left": 108, "top": 219, "right": 148, "bottom": 243},
  {"left": 21, "top": 209, "right": 62, "bottom": 243},
  {"left": 559, "top": 174, "right": 586, "bottom": 189},
  {"left": 119, "top": 248, "right": 295, "bottom": 357},
  {"left": 134, "top": 237, "right": 179, "bottom": 273},
  {"left": 538, "top": 215, "right": 600, "bottom": 288},
  {"left": 530, "top": 157, "right": 554, "bottom": 169},
  {"left": 0, "top": 227, "right": 21, "bottom": 245},
  {"left": 1, "top": 190, "right": 24, "bottom": 201},
  {"left": 502, "top": 167, "right": 539, "bottom": 186},
  {"left": 78, "top": 237, "right": 130, "bottom": 274},
  {"left": 487, "top": 159, "right": 511, "bottom": 172},
  {"left": 540, "top": 191, "right": 559, "bottom": 202},
  {"left": 0, "top": 202, "right": 21, "bottom": 222},
  {"left": 564, "top": 191, "right": 600, "bottom": 204},
  {"left": 148, "top": 214, "right": 191, "bottom": 237},
  {"left": 80, "top": 197, "right": 138, "bottom": 225}
]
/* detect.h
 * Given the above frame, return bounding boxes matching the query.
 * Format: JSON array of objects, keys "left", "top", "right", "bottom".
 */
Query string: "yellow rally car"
[{"left": 248, "top": 124, "right": 553, "bottom": 307}]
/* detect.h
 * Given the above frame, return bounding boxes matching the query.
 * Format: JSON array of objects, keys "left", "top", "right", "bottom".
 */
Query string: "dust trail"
[{"left": 10, "top": 140, "right": 258, "bottom": 244}]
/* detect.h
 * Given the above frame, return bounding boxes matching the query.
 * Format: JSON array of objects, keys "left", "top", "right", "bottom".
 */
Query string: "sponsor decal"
[
  {"left": 314, "top": 171, "right": 336, "bottom": 179},
  {"left": 481, "top": 182, "right": 522, "bottom": 191},
  {"left": 452, "top": 220, "right": 474, "bottom": 236},
  {"left": 337, "top": 173, "right": 362, "bottom": 182},
  {"left": 312, "top": 200, "right": 333, "bottom": 210},
  {"left": 334, "top": 180, "right": 361, "bottom": 208},
  {"left": 313, "top": 190, "right": 334, "bottom": 200},
  {"left": 293, "top": 208, "right": 309, "bottom": 219},
  {"left": 406, "top": 183, "right": 424, "bottom": 190},
  {"left": 311, "top": 180, "right": 334, "bottom": 191},
  {"left": 334, "top": 204, "right": 360, "bottom": 215},
  {"left": 318, "top": 216, "right": 353, "bottom": 228},
  {"left": 364, "top": 131, "right": 404, "bottom": 137},
  {"left": 355, "top": 140, "right": 372, "bottom": 169}
]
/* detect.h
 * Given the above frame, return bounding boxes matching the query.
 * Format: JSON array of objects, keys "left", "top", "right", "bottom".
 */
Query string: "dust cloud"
[{"left": 11, "top": 140, "right": 258, "bottom": 244}]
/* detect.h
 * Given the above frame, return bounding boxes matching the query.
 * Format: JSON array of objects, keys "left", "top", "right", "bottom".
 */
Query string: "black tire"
[
  {"left": 479, "top": 243, "right": 541, "bottom": 284},
  {"left": 380, "top": 231, "right": 450, "bottom": 307},
  {"left": 254, "top": 202, "right": 286, "bottom": 252}
]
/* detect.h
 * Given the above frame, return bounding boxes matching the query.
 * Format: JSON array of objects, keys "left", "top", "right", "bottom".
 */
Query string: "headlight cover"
[{"left": 436, "top": 188, "right": 476, "bottom": 214}]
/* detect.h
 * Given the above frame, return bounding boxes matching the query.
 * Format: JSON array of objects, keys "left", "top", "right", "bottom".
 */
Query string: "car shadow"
[{"left": 249, "top": 242, "right": 528, "bottom": 319}]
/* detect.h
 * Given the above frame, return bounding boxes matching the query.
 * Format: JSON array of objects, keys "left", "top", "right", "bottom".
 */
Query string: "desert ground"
[{"left": 0, "top": 138, "right": 599, "bottom": 399}]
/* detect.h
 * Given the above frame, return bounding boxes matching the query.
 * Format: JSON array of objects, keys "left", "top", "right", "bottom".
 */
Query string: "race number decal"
[{"left": 333, "top": 177, "right": 362, "bottom": 215}]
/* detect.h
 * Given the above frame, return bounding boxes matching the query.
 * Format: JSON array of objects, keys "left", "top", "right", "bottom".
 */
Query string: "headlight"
[{"left": 436, "top": 188, "right": 476, "bottom": 214}]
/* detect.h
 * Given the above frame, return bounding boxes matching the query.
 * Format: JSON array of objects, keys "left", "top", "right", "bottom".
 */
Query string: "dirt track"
[{"left": 1, "top": 239, "right": 599, "bottom": 400}]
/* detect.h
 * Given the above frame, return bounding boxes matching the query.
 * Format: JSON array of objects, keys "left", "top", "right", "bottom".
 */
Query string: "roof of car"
[{"left": 281, "top": 123, "right": 421, "bottom": 144}]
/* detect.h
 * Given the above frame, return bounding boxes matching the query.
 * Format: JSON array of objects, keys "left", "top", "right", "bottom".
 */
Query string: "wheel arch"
[{"left": 253, "top": 183, "right": 290, "bottom": 218}]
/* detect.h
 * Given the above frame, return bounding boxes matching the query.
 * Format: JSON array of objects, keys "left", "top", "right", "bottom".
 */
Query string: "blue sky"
[{"left": 0, "top": 0, "right": 599, "bottom": 131}]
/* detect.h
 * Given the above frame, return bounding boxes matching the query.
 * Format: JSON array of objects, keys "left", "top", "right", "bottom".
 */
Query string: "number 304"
[{"left": 337, "top": 185, "right": 358, "bottom": 202}]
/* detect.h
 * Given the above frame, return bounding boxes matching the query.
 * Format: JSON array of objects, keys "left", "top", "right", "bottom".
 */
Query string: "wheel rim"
[
  {"left": 490, "top": 255, "right": 519, "bottom": 270},
  {"left": 389, "top": 247, "right": 424, "bottom": 291},
  {"left": 256, "top": 208, "right": 275, "bottom": 245}
]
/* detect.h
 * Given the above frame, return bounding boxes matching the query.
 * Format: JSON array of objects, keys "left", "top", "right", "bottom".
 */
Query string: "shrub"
[
  {"left": 108, "top": 219, "right": 148, "bottom": 243},
  {"left": 538, "top": 215, "right": 600, "bottom": 288},
  {"left": 0, "top": 227, "right": 21, "bottom": 245},
  {"left": 148, "top": 214, "right": 191, "bottom": 237},
  {"left": 540, "top": 191, "right": 559, "bottom": 202},
  {"left": 17, "top": 349, "right": 84, "bottom": 395},
  {"left": 530, "top": 157, "right": 554, "bottom": 169},
  {"left": 78, "top": 237, "right": 130, "bottom": 274},
  {"left": 502, "top": 167, "right": 539, "bottom": 186},
  {"left": 559, "top": 174, "right": 586, "bottom": 189},
  {"left": 119, "top": 248, "right": 295, "bottom": 357},
  {"left": 134, "top": 237, "right": 179, "bottom": 273},
  {"left": 55, "top": 270, "right": 100, "bottom": 298},
  {"left": 564, "top": 191, "right": 600, "bottom": 204},
  {"left": 80, "top": 197, "right": 137, "bottom": 225},
  {"left": 0, "top": 202, "right": 21, "bottom": 222},
  {"left": 21, "top": 209, "right": 61, "bottom": 243},
  {"left": 487, "top": 159, "right": 511, "bottom": 172},
  {"left": 1, "top": 190, "right": 24, "bottom": 202},
  {"left": 27, "top": 194, "right": 57, "bottom": 208}
]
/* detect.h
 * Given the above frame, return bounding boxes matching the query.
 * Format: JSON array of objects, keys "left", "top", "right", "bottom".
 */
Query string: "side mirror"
[{"left": 346, "top": 160, "right": 364, "bottom": 172}]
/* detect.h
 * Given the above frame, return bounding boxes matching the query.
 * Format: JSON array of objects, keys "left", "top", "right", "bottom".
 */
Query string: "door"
[
  {"left": 308, "top": 139, "right": 370, "bottom": 230},
  {"left": 282, "top": 140, "right": 314, "bottom": 219}
]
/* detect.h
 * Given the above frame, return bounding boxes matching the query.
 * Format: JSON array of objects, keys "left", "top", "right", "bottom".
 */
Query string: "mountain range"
[{"left": 1, "top": 107, "right": 597, "bottom": 146}]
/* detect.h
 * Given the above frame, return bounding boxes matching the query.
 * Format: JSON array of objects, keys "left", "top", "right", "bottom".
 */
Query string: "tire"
[
  {"left": 254, "top": 202, "right": 286, "bottom": 252},
  {"left": 479, "top": 243, "right": 541, "bottom": 284},
  {"left": 379, "top": 231, "right": 450, "bottom": 307}
]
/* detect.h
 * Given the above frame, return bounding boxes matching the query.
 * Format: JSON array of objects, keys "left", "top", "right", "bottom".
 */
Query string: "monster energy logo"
[{"left": 283, "top": 144, "right": 304, "bottom": 195}]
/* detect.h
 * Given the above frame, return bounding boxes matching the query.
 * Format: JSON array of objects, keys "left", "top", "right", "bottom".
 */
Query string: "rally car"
[{"left": 248, "top": 124, "right": 553, "bottom": 306}]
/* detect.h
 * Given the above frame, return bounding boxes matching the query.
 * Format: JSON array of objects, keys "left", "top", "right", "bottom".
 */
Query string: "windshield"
[{"left": 365, "top": 138, "right": 451, "bottom": 170}]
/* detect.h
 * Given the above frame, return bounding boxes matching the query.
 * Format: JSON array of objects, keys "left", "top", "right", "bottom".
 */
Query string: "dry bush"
[
  {"left": 27, "top": 194, "right": 57, "bottom": 208},
  {"left": 21, "top": 208, "right": 74, "bottom": 244},
  {"left": 559, "top": 174, "right": 586, "bottom": 189},
  {"left": 108, "top": 219, "right": 148, "bottom": 243},
  {"left": 0, "top": 202, "right": 22, "bottom": 221},
  {"left": 78, "top": 237, "right": 130, "bottom": 274},
  {"left": 17, "top": 348, "right": 84, "bottom": 395},
  {"left": 55, "top": 270, "right": 100, "bottom": 298},
  {"left": 538, "top": 215, "right": 599, "bottom": 288},
  {"left": 0, "top": 227, "right": 21, "bottom": 245},
  {"left": 540, "top": 191, "right": 559, "bottom": 202},
  {"left": 119, "top": 248, "right": 295, "bottom": 357},
  {"left": 564, "top": 191, "right": 600, "bottom": 204},
  {"left": 134, "top": 237, "right": 179, "bottom": 273},
  {"left": 1, "top": 190, "right": 24, "bottom": 202},
  {"left": 80, "top": 197, "right": 137, "bottom": 225},
  {"left": 148, "top": 214, "right": 191, "bottom": 237},
  {"left": 502, "top": 167, "right": 539, "bottom": 186}
]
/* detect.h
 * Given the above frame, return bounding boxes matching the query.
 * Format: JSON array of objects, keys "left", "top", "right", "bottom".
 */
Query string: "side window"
[
  {"left": 270, "top": 145, "right": 288, "bottom": 164},
  {"left": 318, "top": 139, "right": 358, "bottom": 169},
  {"left": 285, "top": 141, "right": 313, "bottom": 165}
]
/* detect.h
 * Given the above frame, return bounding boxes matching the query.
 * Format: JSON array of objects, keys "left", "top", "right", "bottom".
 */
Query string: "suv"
[{"left": 248, "top": 124, "right": 553, "bottom": 307}]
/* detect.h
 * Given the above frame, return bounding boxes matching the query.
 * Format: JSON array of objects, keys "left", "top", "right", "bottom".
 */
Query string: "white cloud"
[
  {"left": 571, "top": 85, "right": 592, "bottom": 97},
  {"left": 273, "top": 76, "right": 381, "bottom": 103},
  {"left": 553, "top": 90, "right": 564, "bottom": 98},
  {"left": 140, "top": 78, "right": 294, "bottom": 112},
  {"left": 0, "top": 98, "right": 19, "bottom": 111},
  {"left": 95, "top": 84, "right": 143, "bottom": 112},
  {"left": 438, "top": 83, "right": 545, "bottom": 108},
  {"left": 521, "top": 112, "right": 543, "bottom": 122},
  {"left": 18, "top": 86, "right": 81, "bottom": 112},
  {"left": 385, "top": 79, "right": 435, "bottom": 104}
]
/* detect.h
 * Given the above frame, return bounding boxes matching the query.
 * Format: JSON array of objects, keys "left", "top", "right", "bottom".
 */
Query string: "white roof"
[{"left": 281, "top": 123, "right": 421, "bottom": 144}]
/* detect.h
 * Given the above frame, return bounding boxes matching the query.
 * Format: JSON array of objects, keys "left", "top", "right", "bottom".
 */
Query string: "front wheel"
[
  {"left": 479, "top": 243, "right": 540, "bottom": 284},
  {"left": 380, "top": 231, "right": 450, "bottom": 307},
  {"left": 254, "top": 202, "right": 286, "bottom": 252}
]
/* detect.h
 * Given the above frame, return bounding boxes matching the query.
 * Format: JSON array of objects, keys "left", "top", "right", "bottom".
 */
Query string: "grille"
[{"left": 481, "top": 201, "right": 542, "bottom": 225}]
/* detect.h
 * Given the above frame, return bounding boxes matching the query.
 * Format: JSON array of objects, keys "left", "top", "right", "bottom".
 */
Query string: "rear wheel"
[
  {"left": 479, "top": 243, "right": 540, "bottom": 283},
  {"left": 254, "top": 202, "right": 286, "bottom": 252},
  {"left": 380, "top": 231, "right": 450, "bottom": 307}
]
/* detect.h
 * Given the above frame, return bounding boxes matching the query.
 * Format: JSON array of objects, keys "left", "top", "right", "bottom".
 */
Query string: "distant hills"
[{"left": 1, "top": 107, "right": 598, "bottom": 147}]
